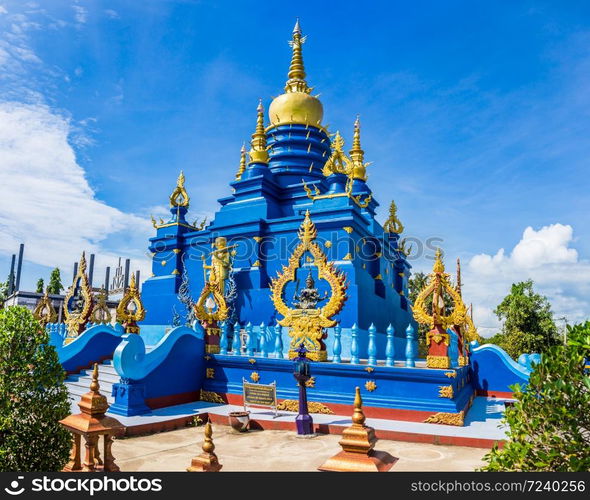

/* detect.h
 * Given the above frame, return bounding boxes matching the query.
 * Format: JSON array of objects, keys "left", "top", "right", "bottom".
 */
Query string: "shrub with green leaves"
[
  {"left": 0, "top": 306, "right": 71, "bottom": 471},
  {"left": 481, "top": 321, "right": 590, "bottom": 471}
]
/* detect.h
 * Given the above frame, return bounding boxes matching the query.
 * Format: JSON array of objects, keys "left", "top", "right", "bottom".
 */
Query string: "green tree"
[
  {"left": 481, "top": 321, "right": 590, "bottom": 471},
  {"left": 47, "top": 268, "right": 63, "bottom": 295},
  {"left": 0, "top": 306, "right": 71, "bottom": 471},
  {"left": 0, "top": 280, "right": 8, "bottom": 308},
  {"left": 35, "top": 278, "right": 44, "bottom": 294},
  {"left": 493, "top": 280, "right": 559, "bottom": 359}
]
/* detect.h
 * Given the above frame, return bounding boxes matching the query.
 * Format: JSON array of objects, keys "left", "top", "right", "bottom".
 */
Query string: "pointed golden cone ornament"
[
  {"left": 317, "top": 387, "right": 397, "bottom": 472},
  {"left": 186, "top": 421, "right": 222, "bottom": 472}
]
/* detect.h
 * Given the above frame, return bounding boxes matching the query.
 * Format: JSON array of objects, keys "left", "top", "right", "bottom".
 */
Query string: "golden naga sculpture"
[
  {"left": 170, "top": 171, "right": 190, "bottom": 207},
  {"left": 270, "top": 210, "right": 348, "bottom": 361},
  {"left": 64, "top": 252, "right": 94, "bottom": 342},
  {"left": 90, "top": 288, "right": 112, "bottom": 325},
  {"left": 412, "top": 249, "right": 467, "bottom": 369},
  {"left": 33, "top": 289, "right": 57, "bottom": 327},
  {"left": 116, "top": 273, "right": 146, "bottom": 334},
  {"left": 383, "top": 200, "right": 404, "bottom": 234},
  {"left": 322, "top": 131, "right": 352, "bottom": 176}
]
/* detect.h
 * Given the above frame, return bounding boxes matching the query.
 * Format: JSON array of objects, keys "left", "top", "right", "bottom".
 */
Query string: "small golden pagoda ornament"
[
  {"left": 63, "top": 252, "right": 94, "bottom": 343},
  {"left": 412, "top": 249, "right": 467, "bottom": 369},
  {"left": 60, "top": 363, "right": 124, "bottom": 472},
  {"left": 33, "top": 289, "right": 57, "bottom": 327},
  {"left": 116, "top": 273, "right": 146, "bottom": 334},
  {"left": 318, "top": 387, "right": 396, "bottom": 472},
  {"left": 186, "top": 421, "right": 222, "bottom": 472},
  {"left": 270, "top": 210, "right": 347, "bottom": 361}
]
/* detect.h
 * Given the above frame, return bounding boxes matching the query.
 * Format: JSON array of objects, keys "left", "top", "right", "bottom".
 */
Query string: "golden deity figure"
[
  {"left": 412, "top": 249, "right": 467, "bottom": 369},
  {"left": 270, "top": 211, "right": 348, "bottom": 361},
  {"left": 116, "top": 273, "right": 146, "bottom": 334},
  {"left": 202, "top": 237, "right": 232, "bottom": 296},
  {"left": 33, "top": 289, "right": 57, "bottom": 327},
  {"left": 64, "top": 252, "right": 94, "bottom": 343}
]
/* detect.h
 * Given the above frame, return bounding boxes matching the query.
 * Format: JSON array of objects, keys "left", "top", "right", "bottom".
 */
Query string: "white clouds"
[
  {"left": 464, "top": 223, "right": 590, "bottom": 336},
  {"left": 0, "top": 101, "right": 152, "bottom": 279},
  {"left": 72, "top": 5, "right": 87, "bottom": 24},
  {"left": 104, "top": 9, "right": 119, "bottom": 20}
]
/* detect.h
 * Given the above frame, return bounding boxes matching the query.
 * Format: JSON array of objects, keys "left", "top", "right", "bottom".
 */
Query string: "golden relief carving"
[
  {"left": 33, "top": 289, "right": 57, "bottom": 326},
  {"left": 206, "top": 368, "right": 215, "bottom": 379},
  {"left": 64, "top": 252, "right": 94, "bottom": 340},
  {"left": 438, "top": 385, "right": 454, "bottom": 399},
  {"left": 250, "top": 372, "right": 260, "bottom": 382},
  {"left": 305, "top": 376, "right": 316, "bottom": 388},
  {"left": 276, "top": 400, "right": 334, "bottom": 415},
  {"left": 199, "top": 390, "right": 225, "bottom": 404},
  {"left": 383, "top": 200, "right": 404, "bottom": 234},
  {"left": 365, "top": 380, "right": 377, "bottom": 392},
  {"left": 424, "top": 411, "right": 464, "bottom": 426},
  {"left": 170, "top": 171, "right": 190, "bottom": 207},
  {"left": 444, "top": 371, "right": 457, "bottom": 378},
  {"left": 116, "top": 273, "right": 146, "bottom": 334},
  {"left": 427, "top": 355, "right": 451, "bottom": 369},
  {"left": 270, "top": 211, "right": 348, "bottom": 361}
]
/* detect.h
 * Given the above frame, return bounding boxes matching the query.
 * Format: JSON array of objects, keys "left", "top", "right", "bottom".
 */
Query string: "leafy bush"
[
  {"left": 0, "top": 306, "right": 71, "bottom": 471},
  {"left": 481, "top": 321, "right": 590, "bottom": 471}
]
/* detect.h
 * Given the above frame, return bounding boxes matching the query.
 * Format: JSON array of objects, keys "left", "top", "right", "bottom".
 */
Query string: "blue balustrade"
[
  {"left": 220, "top": 322, "right": 228, "bottom": 355},
  {"left": 260, "top": 323, "right": 268, "bottom": 358},
  {"left": 367, "top": 323, "right": 377, "bottom": 366},
  {"left": 385, "top": 324, "right": 395, "bottom": 367},
  {"left": 333, "top": 324, "right": 342, "bottom": 363},
  {"left": 274, "top": 325, "right": 283, "bottom": 359},
  {"left": 405, "top": 324, "right": 416, "bottom": 367},
  {"left": 245, "top": 322, "right": 254, "bottom": 356},
  {"left": 351, "top": 323, "right": 360, "bottom": 364},
  {"left": 232, "top": 322, "right": 241, "bottom": 354}
]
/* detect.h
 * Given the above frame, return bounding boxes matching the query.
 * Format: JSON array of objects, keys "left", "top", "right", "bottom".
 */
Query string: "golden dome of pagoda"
[{"left": 268, "top": 20, "right": 323, "bottom": 127}]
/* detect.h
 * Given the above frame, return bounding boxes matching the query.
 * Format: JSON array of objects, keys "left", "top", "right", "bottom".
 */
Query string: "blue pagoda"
[{"left": 140, "top": 20, "right": 415, "bottom": 355}]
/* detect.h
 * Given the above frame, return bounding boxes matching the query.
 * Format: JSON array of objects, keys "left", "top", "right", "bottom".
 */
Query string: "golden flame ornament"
[
  {"left": 170, "top": 171, "right": 190, "bottom": 207},
  {"left": 116, "top": 273, "right": 146, "bottom": 334},
  {"left": 64, "top": 252, "right": 94, "bottom": 342},
  {"left": 33, "top": 289, "right": 57, "bottom": 327},
  {"left": 270, "top": 210, "right": 347, "bottom": 361}
]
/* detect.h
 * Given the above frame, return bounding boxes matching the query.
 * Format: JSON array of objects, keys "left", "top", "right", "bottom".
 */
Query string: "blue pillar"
[
  {"left": 274, "top": 325, "right": 283, "bottom": 359},
  {"left": 367, "top": 323, "right": 377, "bottom": 366},
  {"left": 351, "top": 323, "right": 360, "bottom": 365},
  {"left": 245, "top": 322, "right": 254, "bottom": 357},
  {"left": 220, "top": 322, "right": 228, "bottom": 355},
  {"left": 233, "top": 321, "right": 241, "bottom": 355},
  {"left": 260, "top": 322, "right": 268, "bottom": 358},
  {"left": 333, "top": 324, "right": 342, "bottom": 363},
  {"left": 405, "top": 324, "right": 416, "bottom": 368},
  {"left": 385, "top": 323, "right": 395, "bottom": 367}
]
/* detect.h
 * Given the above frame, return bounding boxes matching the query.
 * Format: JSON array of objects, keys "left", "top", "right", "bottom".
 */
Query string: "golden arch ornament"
[
  {"left": 64, "top": 252, "right": 94, "bottom": 342},
  {"left": 270, "top": 211, "right": 348, "bottom": 361},
  {"left": 412, "top": 249, "right": 467, "bottom": 368},
  {"left": 90, "top": 288, "right": 112, "bottom": 325},
  {"left": 116, "top": 273, "right": 146, "bottom": 333},
  {"left": 170, "top": 171, "right": 190, "bottom": 207},
  {"left": 33, "top": 289, "right": 57, "bottom": 327},
  {"left": 194, "top": 282, "right": 229, "bottom": 325}
]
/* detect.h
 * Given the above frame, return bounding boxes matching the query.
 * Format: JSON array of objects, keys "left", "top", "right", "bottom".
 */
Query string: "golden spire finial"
[
  {"left": 79, "top": 251, "right": 87, "bottom": 273},
  {"left": 299, "top": 209, "right": 318, "bottom": 243},
  {"left": 248, "top": 100, "right": 269, "bottom": 164},
  {"left": 129, "top": 272, "right": 137, "bottom": 290},
  {"left": 383, "top": 200, "right": 404, "bottom": 234},
  {"left": 235, "top": 143, "right": 247, "bottom": 180},
  {"left": 202, "top": 421, "right": 215, "bottom": 454},
  {"left": 456, "top": 257, "right": 462, "bottom": 296},
  {"left": 285, "top": 19, "right": 310, "bottom": 94},
  {"left": 170, "top": 170, "right": 190, "bottom": 207},
  {"left": 90, "top": 363, "right": 100, "bottom": 393},
  {"left": 433, "top": 248, "right": 445, "bottom": 273},
  {"left": 352, "top": 386, "right": 366, "bottom": 425},
  {"left": 349, "top": 116, "right": 368, "bottom": 181}
]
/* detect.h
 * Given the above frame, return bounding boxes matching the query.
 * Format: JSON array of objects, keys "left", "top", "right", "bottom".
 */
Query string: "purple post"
[{"left": 293, "top": 343, "right": 314, "bottom": 435}]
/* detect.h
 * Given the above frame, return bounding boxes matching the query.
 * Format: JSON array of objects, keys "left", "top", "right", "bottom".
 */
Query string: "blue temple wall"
[{"left": 203, "top": 355, "right": 472, "bottom": 414}]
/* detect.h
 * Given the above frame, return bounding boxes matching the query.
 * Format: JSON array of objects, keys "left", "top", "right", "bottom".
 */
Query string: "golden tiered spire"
[
  {"left": 349, "top": 116, "right": 368, "bottom": 181},
  {"left": 248, "top": 100, "right": 269, "bottom": 164},
  {"left": 285, "top": 18, "right": 310, "bottom": 94},
  {"left": 268, "top": 20, "right": 323, "bottom": 126},
  {"left": 235, "top": 143, "right": 247, "bottom": 180}
]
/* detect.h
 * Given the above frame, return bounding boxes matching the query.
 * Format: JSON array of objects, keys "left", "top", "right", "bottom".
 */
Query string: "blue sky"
[{"left": 1, "top": 0, "right": 589, "bottom": 334}]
